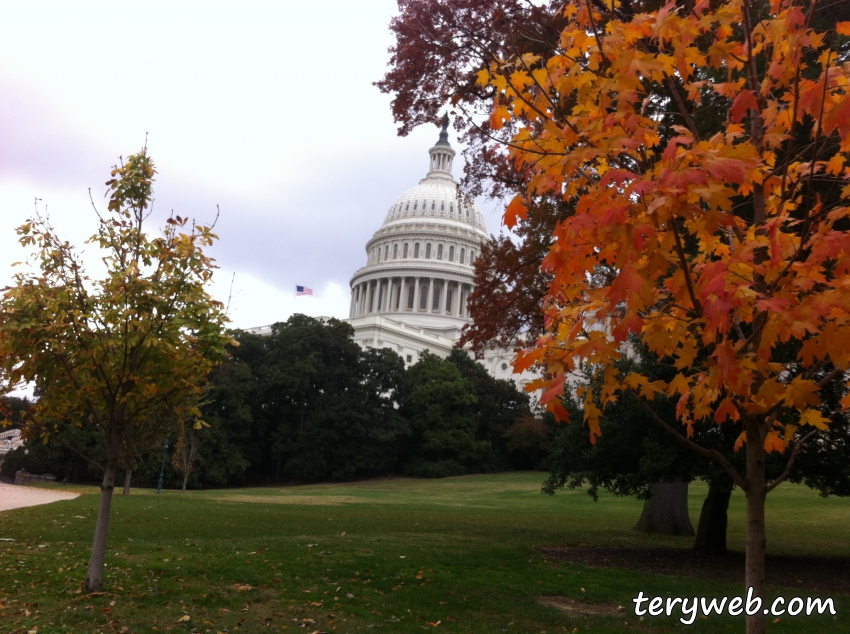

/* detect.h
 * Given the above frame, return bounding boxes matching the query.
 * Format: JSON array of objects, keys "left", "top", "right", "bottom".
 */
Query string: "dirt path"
[{"left": 0, "top": 483, "right": 79, "bottom": 513}]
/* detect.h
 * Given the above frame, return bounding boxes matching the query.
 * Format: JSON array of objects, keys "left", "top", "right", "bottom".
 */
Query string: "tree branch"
[
  {"left": 628, "top": 389, "right": 747, "bottom": 490},
  {"left": 765, "top": 428, "right": 819, "bottom": 494}
]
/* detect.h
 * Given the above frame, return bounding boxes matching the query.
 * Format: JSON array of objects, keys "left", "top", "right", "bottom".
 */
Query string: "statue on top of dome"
[{"left": 436, "top": 113, "right": 451, "bottom": 147}]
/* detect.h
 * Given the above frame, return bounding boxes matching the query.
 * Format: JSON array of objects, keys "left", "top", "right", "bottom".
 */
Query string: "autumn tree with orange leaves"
[{"left": 480, "top": 0, "right": 850, "bottom": 631}]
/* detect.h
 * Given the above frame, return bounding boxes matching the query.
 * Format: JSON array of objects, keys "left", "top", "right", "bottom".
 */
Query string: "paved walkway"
[{"left": 0, "top": 483, "right": 79, "bottom": 513}]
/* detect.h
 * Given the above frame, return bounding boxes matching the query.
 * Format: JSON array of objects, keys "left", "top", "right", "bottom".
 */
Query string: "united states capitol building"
[{"left": 250, "top": 121, "right": 536, "bottom": 392}]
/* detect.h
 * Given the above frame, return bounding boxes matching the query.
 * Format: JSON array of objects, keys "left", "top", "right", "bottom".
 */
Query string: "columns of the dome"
[
  {"left": 426, "top": 278, "right": 434, "bottom": 313},
  {"left": 349, "top": 286, "right": 356, "bottom": 318},
  {"left": 401, "top": 277, "right": 408, "bottom": 311},
  {"left": 381, "top": 279, "right": 387, "bottom": 312},
  {"left": 460, "top": 284, "right": 467, "bottom": 318},
  {"left": 439, "top": 280, "right": 448, "bottom": 315},
  {"left": 413, "top": 277, "right": 421, "bottom": 312}
]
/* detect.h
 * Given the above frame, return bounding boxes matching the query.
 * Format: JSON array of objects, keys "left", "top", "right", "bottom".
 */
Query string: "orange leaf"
[
  {"left": 734, "top": 431, "right": 747, "bottom": 451},
  {"left": 504, "top": 196, "right": 528, "bottom": 229}
]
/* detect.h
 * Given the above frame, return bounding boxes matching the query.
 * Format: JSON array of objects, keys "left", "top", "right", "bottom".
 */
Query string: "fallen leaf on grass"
[
  {"left": 416, "top": 571, "right": 424, "bottom": 579},
  {"left": 426, "top": 620, "right": 441, "bottom": 627},
  {"left": 176, "top": 614, "right": 190, "bottom": 622},
  {"left": 233, "top": 584, "right": 253, "bottom": 592},
  {"left": 310, "top": 601, "right": 323, "bottom": 607}
]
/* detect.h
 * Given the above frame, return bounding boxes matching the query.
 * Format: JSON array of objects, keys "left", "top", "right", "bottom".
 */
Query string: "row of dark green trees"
[
  {"left": 2, "top": 315, "right": 541, "bottom": 488},
  {"left": 4, "top": 315, "right": 848, "bottom": 557}
]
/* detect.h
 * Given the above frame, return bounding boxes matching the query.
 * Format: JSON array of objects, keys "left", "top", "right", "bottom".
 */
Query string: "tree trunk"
[
  {"left": 692, "top": 478, "right": 733, "bottom": 555},
  {"left": 745, "top": 423, "right": 767, "bottom": 634},
  {"left": 633, "top": 481, "right": 695, "bottom": 536},
  {"left": 122, "top": 469, "right": 132, "bottom": 495},
  {"left": 182, "top": 470, "right": 189, "bottom": 492},
  {"left": 85, "top": 440, "right": 119, "bottom": 592}
]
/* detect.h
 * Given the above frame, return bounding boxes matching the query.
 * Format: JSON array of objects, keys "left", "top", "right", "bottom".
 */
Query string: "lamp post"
[{"left": 156, "top": 438, "right": 169, "bottom": 495}]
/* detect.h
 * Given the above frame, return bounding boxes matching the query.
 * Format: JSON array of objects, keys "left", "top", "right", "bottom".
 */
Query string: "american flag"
[{"left": 296, "top": 285, "right": 313, "bottom": 296}]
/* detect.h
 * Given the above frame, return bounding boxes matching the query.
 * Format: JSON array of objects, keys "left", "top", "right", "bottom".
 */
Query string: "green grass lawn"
[{"left": 0, "top": 473, "right": 847, "bottom": 633}]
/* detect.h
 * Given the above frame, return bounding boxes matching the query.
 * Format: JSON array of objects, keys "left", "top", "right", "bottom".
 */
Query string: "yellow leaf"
[
  {"left": 784, "top": 376, "right": 820, "bottom": 410},
  {"left": 826, "top": 154, "right": 845, "bottom": 176},
  {"left": 667, "top": 374, "right": 690, "bottom": 397},
  {"left": 177, "top": 615, "right": 190, "bottom": 622},
  {"left": 799, "top": 409, "right": 830, "bottom": 430},
  {"left": 837, "top": 21, "right": 850, "bottom": 35}
]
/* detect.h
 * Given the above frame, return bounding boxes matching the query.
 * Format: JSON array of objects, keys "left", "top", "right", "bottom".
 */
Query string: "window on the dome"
[
  {"left": 470, "top": 250, "right": 476, "bottom": 263},
  {"left": 414, "top": 243, "right": 420, "bottom": 258},
  {"left": 413, "top": 201, "right": 418, "bottom": 210},
  {"left": 465, "top": 207, "right": 469, "bottom": 217},
  {"left": 419, "top": 284, "right": 428, "bottom": 310},
  {"left": 384, "top": 245, "right": 389, "bottom": 260},
  {"left": 449, "top": 203, "right": 454, "bottom": 213},
  {"left": 403, "top": 243, "right": 409, "bottom": 258},
  {"left": 425, "top": 243, "right": 431, "bottom": 259},
  {"left": 405, "top": 202, "right": 409, "bottom": 211},
  {"left": 431, "top": 201, "right": 436, "bottom": 211},
  {"left": 432, "top": 284, "right": 440, "bottom": 311},
  {"left": 393, "top": 244, "right": 398, "bottom": 259},
  {"left": 437, "top": 244, "right": 443, "bottom": 260},
  {"left": 440, "top": 202, "right": 445, "bottom": 212},
  {"left": 449, "top": 246, "right": 455, "bottom": 262},
  {"left": 446, "top": 288, "right": 453, "bottom": 314},
  {"left": 407, "top": 285, "right": 414, "bottom": 310},
  {"left": 460, "top": 248, "right": 465, "bottom": 264}
]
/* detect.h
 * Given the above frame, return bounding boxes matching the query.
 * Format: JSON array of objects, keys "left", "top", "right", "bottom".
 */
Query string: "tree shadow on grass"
[{"left": 537, "top": 547, "right": 850, "bottom": 595}]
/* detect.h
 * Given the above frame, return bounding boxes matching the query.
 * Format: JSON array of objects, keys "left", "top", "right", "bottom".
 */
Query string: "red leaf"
[
  {"left": 730, "top": 90, "right": 759, "bottom": 123},
  {"left": 714, "top": 397, "right": 740, "bottom": 423},
  {"left": 540, "top": 376, "right": 565, "bottom": 406}
]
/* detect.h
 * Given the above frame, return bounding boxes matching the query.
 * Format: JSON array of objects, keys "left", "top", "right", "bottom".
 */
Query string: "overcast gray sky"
[{"left": 0, "top": 0, "right": 503, "bottom": 330}]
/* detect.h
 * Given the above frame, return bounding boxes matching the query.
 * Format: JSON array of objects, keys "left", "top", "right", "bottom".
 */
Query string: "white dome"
[
  {"left": 348, "top": 119, "right": 489, "bottom": 340},
  {"left": 383, "top": 180, "right": 488, "bottom": 233}
]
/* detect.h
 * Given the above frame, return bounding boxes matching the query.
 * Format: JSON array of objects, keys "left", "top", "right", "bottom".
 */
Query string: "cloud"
[{"left": 0, "top": 73, "right": 117, "bottom": 189}]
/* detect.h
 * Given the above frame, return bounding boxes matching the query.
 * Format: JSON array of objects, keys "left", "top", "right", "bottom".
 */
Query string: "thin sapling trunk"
[{"left": 85, "top": 434, "right": 121, "bottom": 592}]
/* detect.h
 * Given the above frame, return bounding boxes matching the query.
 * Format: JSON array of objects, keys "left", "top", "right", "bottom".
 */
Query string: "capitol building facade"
[
  {"left": 344, "top": 121, "right": 534, "bottom": 391},
  {"left": 248, "top": 121, "right": 535, "bottom": 391}
]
